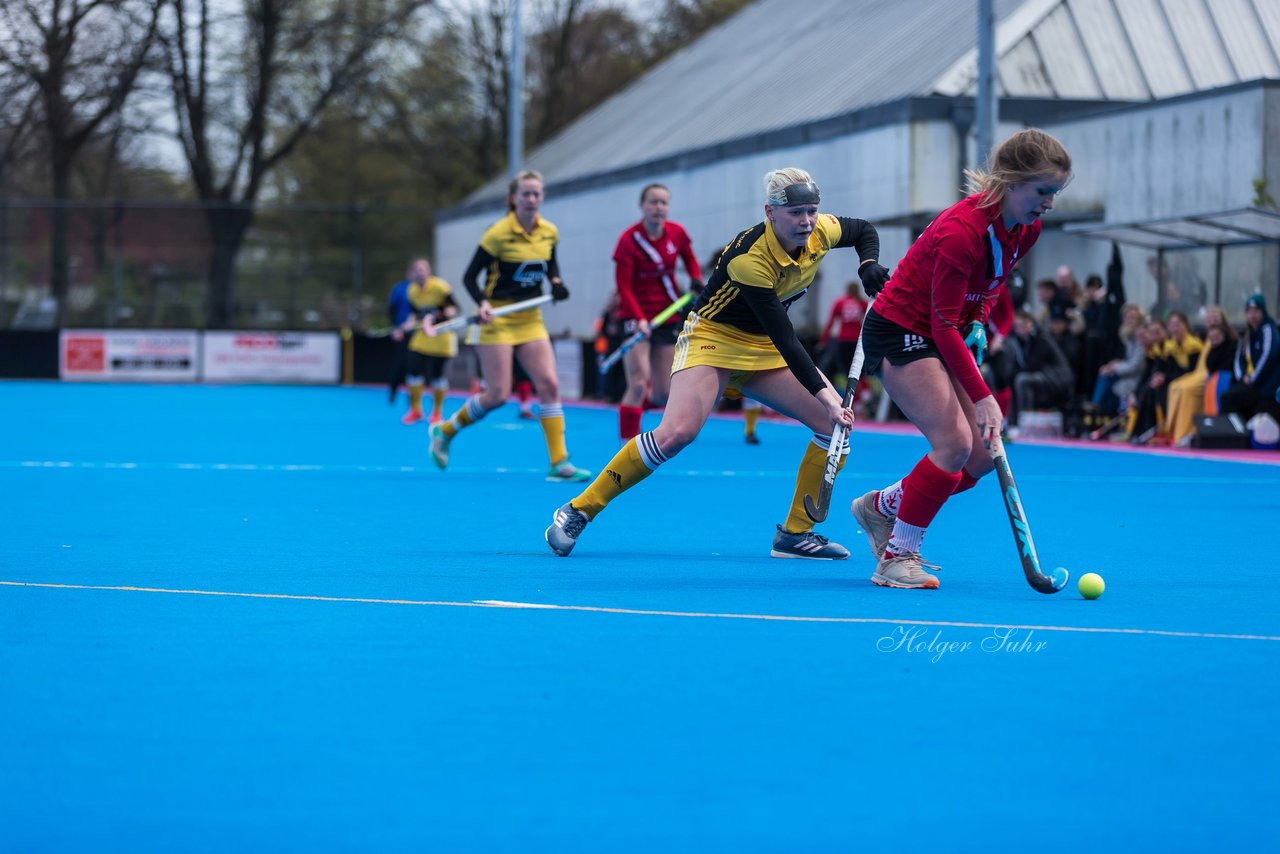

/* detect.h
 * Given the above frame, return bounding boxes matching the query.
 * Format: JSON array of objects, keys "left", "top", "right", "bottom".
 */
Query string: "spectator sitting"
[
  {"left": 1133, "top": 310, "right": 1203, "bottom": 445},
  {"left": 1124, "top": 318, "right": 1169, "bottom": 442},
  {"left": 1046, "top": 302, "right": 1083, "bottom": 396},
  {"left": 1055, "top": 264, "right": 1087, "bottom": 336},
  {"left": 1220, "top": 293, "right": 1280, "bottom": 421},
  {"left": 1092, "top": 303, "right": 1147, "bottom": 418},
  {"left": 1033, "top": 277, "right": 1074, "bottom": 328},
  {"left": 1080, "top": 273, "right": 1120, "bottom": 397},
  {"left": 998, "top": 310, "right": 1074, "bottom": 434},
  {"left": 1165, "top": 309, "right": 1237, "bottom": 446}
]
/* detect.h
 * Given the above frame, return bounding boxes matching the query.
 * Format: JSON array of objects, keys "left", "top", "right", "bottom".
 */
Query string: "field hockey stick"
[
  {"left": 425, "top": 293, "right": 553, "bottom": 336},
  {"left": 802, "top": 327, "right": 865, "bottom": 523},
  {"left": 1088, "top": 411, "right": 1127, "bottom": 441},
  {"left": 597, "top": 292, "right": 694, "bottom": 375},
  {"left": 987, "top": 433, "right": 1069, "bottom": 594}
]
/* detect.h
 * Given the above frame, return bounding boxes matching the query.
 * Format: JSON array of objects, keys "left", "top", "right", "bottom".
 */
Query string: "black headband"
[{"left": 777, "top": 181, "right": 820, "bottom": 206}]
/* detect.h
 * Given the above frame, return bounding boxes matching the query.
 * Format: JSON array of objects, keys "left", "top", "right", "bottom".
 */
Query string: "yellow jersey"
[{"left": 407, "top": 276, "right": 458, "bottom": 358}]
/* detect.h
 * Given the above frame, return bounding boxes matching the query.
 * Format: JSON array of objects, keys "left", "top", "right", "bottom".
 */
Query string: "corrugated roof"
[{"left": 464, "top": 0, "right": 1280, "bottom": 203}]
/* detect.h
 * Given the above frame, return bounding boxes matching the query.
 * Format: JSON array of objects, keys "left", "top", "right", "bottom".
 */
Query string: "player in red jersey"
[
  {"left": 849, "top": 129, "right": 1072, "bottom": 590},
  {"left": 612, "top": 183, "right": 703, "bottom": 440},
  {"left": 818, "top": 280, "right": 870, "bottom": 409}
]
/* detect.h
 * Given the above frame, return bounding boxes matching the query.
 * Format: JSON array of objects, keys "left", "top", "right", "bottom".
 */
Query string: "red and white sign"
[
  {"left": 59, "top": 330, "right": 199, "bottom": 381},
  {"left": 201, "top": 331, "right": 340, "bottom": 383}
]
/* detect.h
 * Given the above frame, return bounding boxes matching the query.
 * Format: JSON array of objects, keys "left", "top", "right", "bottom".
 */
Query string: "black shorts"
[
  {"left": 623, "top": 319, "right": 680, "bottom": 347},
  {"left": 860, "top": 308, "right": 941, "bottom": 377},
  {"left": 406, "top": 350, "right": 450, "bottom": 383}
]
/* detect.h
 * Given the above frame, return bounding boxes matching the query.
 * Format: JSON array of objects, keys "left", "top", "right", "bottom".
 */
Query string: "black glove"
[
  {"left": 688, "top": 278, "right": 704, "bottom": 295},
  {"left": 551, "top": 281, "right": 570, "bottom": 303},
  {"left": 858, "top": 262, "right": 891, "bottom": 297}
]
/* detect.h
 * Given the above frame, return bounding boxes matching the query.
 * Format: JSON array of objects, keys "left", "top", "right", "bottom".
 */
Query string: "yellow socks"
[
  {"left": 539, "top": 402, "right": 569, "bottom": 464},
  {"left": 573, "top": 432, "right": 667, "bottom": 518},
  {"left": 783, "top": 436, "right": 846, "bottom": 533},
  {"left": 407, "top": 384, "right": 424, "bottom": 414},
  {"left": 442, "top": 395, "right": 486, "bottom": 438}
]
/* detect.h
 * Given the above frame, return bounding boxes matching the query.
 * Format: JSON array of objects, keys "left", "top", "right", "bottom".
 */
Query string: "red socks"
[
  {"left": 952, "top": 470, "right": 979, "bottom": 495},
  {"left": 898, "top": 455, "right": 963, "bottom": 529},
  {"left": 619, "top": 405, "right": 643, "bottom": 440}
]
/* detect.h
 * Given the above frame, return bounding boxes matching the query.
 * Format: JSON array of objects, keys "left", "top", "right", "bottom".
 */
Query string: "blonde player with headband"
[
  {"left": 545, "top": 168, "right": 890, "bottom": 559},
  {"left": 429, "top": 170, "right": 590, "bottom": 482}
]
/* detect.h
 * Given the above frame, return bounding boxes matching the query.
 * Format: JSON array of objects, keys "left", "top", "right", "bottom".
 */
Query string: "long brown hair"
[{"left": 965, "top": 129, "right": 1072, "bottom": 208}]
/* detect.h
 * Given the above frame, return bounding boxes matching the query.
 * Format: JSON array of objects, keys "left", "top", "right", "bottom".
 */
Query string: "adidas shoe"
[
  {"left": 744, "top": 432, "right": 761, "bottom": 445},
  {"left": 871, "top": 551, "right": 940, "bottom": 589},
  {"left": 546, "top": 458, "right": 591, "bottom": 483},
  {"left": 770, "top": 524, "right": 850, "bottom": 560},
  {"left": 850, "top": 491, "right": 895, "bottom": 560},
  {"left": 546, "top": 502, "right": 589, "bottom": 556},
  {"left": 428, "top": 423, "right": 450, "bottom": 469},
  {"left": 401, "top": 408, "right": 425, "bottom": 425}
]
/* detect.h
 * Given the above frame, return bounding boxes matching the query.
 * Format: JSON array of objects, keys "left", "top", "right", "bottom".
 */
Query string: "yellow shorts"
[
  {"left": 468, "top": 302, "right": 550, "bottom": 347},
  {"left": 671, "top": 312, "right": 786, "bottom": 394}
]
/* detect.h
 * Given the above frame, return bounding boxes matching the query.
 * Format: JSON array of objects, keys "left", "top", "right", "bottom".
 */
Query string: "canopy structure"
[
  {"left": 1064, "top": 208, "right": 1280, "bottom": 313},
  {"left": 1062, "top": 208, "right": 1280, "bottom": 250}
]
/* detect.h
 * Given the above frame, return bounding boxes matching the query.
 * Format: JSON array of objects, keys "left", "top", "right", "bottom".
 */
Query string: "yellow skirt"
[
  {"left": 468, "top": 301, "right": 550, "bottom": 347},
  {"left": 408, "top": 329, "right": 458, "bottom": 358},
  {"left": 671, "top": 312, "right": 786, "bottom": 394}
]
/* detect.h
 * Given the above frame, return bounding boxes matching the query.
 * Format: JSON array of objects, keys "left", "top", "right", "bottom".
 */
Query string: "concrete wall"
[{"left": 1044, "top": 83, "right": 1276, "bottom": 315}]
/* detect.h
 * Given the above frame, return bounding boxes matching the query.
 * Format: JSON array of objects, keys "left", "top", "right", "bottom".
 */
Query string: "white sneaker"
[
  {"left": 871, "top": 551, "right": 940, "bottom": 589},
  {"left": 849, "top": 491, "right": 894, "bottom": 560}
]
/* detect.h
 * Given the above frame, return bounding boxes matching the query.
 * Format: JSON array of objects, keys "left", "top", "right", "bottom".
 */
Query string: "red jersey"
[
  {"left": 612, "top": 220, "right": 702, "bottom": 323},
  {"left": 874, "top": 194, "right": 1041, "bottom": 402},
  {"left": 820, "top": 295, "right": 868, "bottom": 345}
]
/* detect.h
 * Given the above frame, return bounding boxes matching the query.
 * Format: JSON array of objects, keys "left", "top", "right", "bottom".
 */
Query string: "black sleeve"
[
  {"left": 834, "top": 217, "right": 881, "bottom": 264},
  {"left": 462, "top": 247, "right": 494, "bottom": 304},
  {"left": 428, "top": 292, "right": 458, "bottom": 322},
  {"left": 739, "top": 286, "right": 827, "bottom": 396},
  {"left": 547, "top": 244, "right": 562, "bottom": 282}
]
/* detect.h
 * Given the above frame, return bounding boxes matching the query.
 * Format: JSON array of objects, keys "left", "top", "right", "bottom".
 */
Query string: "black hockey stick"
[{"left": 802, "top": 330, "right": 865, "bottom": 523}]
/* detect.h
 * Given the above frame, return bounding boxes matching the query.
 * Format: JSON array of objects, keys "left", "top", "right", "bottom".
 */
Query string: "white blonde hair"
[{"left": 764, "top": 168, "right": 814, "bottom": 206}]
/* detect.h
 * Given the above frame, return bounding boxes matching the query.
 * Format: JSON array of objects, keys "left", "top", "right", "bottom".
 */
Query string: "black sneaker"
[{"left": 769, "top": 524, "right": 849, "bottom": 560}]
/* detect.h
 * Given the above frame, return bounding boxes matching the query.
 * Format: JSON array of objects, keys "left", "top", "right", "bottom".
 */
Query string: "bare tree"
[
  {"left": 161, "top": 0, "right": 433, "bottom": 328},
  {"left": 0, "top": 0, "right": 163, "bottom": 324}
]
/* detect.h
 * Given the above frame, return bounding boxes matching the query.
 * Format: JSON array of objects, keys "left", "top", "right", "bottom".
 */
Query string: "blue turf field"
[{"left": 2, "top": 381, "right": 1277, "bottom": 851}]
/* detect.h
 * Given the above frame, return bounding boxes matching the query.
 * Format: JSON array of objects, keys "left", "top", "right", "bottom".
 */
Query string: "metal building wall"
[{"left": 435, "top": 120, "right": 975, "bottom": 339}]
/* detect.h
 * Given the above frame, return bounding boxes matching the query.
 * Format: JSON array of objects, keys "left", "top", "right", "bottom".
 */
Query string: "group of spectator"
[{"left": 966, "top": 245, "right": 1279, "bottom": 448}]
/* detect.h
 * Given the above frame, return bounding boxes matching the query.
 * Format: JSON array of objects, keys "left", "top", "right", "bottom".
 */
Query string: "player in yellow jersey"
[
  {"left": 545, "top": 168, "right": 891, "bottom": 558},
  {"left": 429, "top": 170, "right": 591, "bottom": 482},
  {"left": 399, "top": 257, "right": 458, "bottom": 425}
]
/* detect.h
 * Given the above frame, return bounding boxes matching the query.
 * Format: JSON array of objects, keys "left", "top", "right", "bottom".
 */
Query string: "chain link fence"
[{"left": 0, "top": 201, "right": 435, "bottom": 331}]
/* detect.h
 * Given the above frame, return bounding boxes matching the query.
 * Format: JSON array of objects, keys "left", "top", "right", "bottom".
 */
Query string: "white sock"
[
  {"left": 877, "top": 481, "right": 903, "bottom": 517},
  {"left": 886, "top": 518, "right": 925, "bottom": 555}
]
